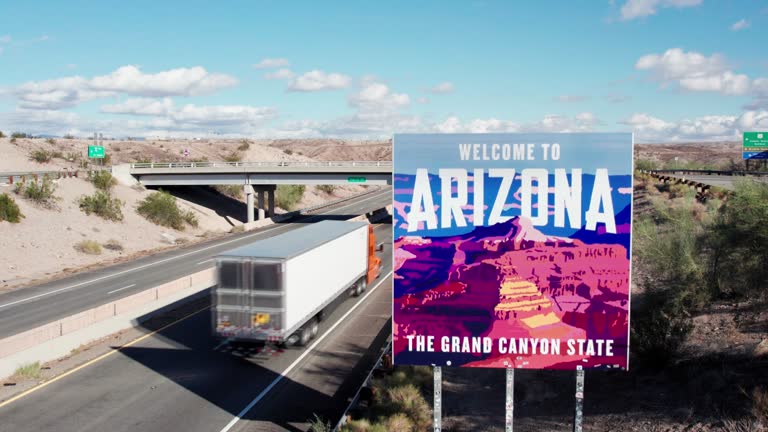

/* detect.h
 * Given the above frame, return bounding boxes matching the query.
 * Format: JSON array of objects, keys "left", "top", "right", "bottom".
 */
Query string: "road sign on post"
[
  {"left": 88, "top": 146, "right": 105, "bottom": 159},
  {"left": 743, "top": 132, "right": 768, "bottom": 159}
]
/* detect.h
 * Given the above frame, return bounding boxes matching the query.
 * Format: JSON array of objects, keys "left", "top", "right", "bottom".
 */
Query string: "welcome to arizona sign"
[{"left": 392, "top": 133, "right": 634, "bottom": 370}]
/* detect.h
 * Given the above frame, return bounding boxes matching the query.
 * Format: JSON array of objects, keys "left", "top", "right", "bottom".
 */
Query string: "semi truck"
[{"left": 212, "top": 220, "right": 382, "bottom": 347}]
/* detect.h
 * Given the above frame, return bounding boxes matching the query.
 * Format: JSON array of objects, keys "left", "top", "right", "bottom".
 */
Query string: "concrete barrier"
[{"left": 0, "top": 268, "right": 215, "bottom": 379}]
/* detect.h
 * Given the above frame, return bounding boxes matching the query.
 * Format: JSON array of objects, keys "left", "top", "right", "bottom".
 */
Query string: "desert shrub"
[
  {"left": 631, "top": 290, "right": 693, "bottom": 367},
  {"left": 0, "top": 193, "right": 23, "bottom": 223},
  {"left": 182, "top": 209, "right": 198, "bottom": 227},
  {"left": 382, "top": 385, "right": 431, "bottom": 430},
  {"left": 190, "top": 157, "right": 209, "bottom": 163},
  {"left": 103, "top": 239, "right": 124, "bottom": 251},
  {"left": 214, "top": 185, "right": 243, "bottom": 199},
  {"left": 276, "top": 184, "right": 305, "bottom": 210},
  {"left": 78, "top": 191, "right": 124, "bottom": 221},
  {"left": 137, "top": 190, "right": 195, "bottom": 230},
  {"left": 635, "top": 158, "right": 657, "bottom": 171},
  {"left": 308, "top": 414, "right": 331, "bottom": 432},
  {"left": 707, "top": 179, "right": 768, "bottom": 299},
  {"left": 79, "top": 159, "right": 90, "bottom": 169},
  {"left": 340, "top": 419, "right": 387, "bottom": 432},
  {"left": 29, "top": 149, "right": 52, "bottom": 163},
  {"left": 16, "top": 177, "right": 58, "bottom": 207},
  {"left": 384, "top": 413, "right": 414, "bottom": 432},
  {"left": 134, "top": 157, "right": 152, "bottom": 164},
  {"left": 283, "top": 149, "right": 293, "bottom": 155},
  {"left": 90, "top": 170, "right": 117, "bottom": 191},
  {"left": 316, "top": 185, "right": 336, "bottom": 194},
  {"left": 74, "top": 240, "right": 102, "bottom": 255},
  {"left": 237, "top": 139, "right": 251, "bottom": 151},
  {"left": 63, "top": 134, "right": 75, "bottom": 139},
  {"left": 668, "top": 182, "right": 694, "bottom": 199},
  {"left": 230, "top": 225, "right": 245, "bottom": 233},
  {"left": 65, "top": 151, "right": 80, "bottom": 161},
  {"left": 46, "top": 138, "right": 56, "bottom": 145},
  {"left": 0, "top": 131, "right": 5, "bottom": 138},
  {"left": 223, "top": 151, "right": 242, "bottom": 162},
  {"left": 15, "top": 362, "right": 42, "bottom": 379},
  {"left": 11, "top": 132, "right": 29, "bottom": 139}
]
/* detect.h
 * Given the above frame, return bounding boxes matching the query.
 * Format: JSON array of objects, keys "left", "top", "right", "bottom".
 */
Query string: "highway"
[
  {"left": 0, "top": 225, "right": 393, "bottom": 432},
  {"left": 0, "top": 187, "right": 392, "bottom": 339}
]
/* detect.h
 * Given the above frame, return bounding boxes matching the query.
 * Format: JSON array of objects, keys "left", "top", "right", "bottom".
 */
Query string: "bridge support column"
[
  {"left": 257, "top": 190, "right": 266, "bottom": 220},
  {"left": 244, "top": 184, "right": 255, "bottom": 223},
  {"left": 267, "top": 186, "right": 275, "bottom": 217}
]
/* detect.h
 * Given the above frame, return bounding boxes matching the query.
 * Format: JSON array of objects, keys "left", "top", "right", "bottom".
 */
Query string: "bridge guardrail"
[
  {"left": 647, "top": 169, "right": 768, "bottom": 177},
  {"left": 0, "top": 168, "right": 111, "bottom": 185},
  {"left": 129, "top": 161, "right": 393, "bottom": 169}
]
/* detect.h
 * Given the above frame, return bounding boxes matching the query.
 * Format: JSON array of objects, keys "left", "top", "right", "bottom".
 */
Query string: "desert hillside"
[{"left": 0, "top": 137, "right": 388, "bottom": 292}]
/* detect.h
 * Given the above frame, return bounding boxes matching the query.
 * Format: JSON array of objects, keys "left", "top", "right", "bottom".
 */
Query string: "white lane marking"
[
  {"left": 218, "top": 270, "right": 394, "bottom": 432},
  {"left": 107, "top": 284, "right": 136, "bottom": 295},
  {"left": 213, "top": 338, "right": 232, "bottom": 351},
  {"left": 196, "top": 259, "right": 213, "bottom": 266},
  {"left": 0, "top": 189, "right": 391, "bottom": 310}
]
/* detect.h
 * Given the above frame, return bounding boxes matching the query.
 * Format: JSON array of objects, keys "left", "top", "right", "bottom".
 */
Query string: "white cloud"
[
  {"left": 88, "top": 65, "right": 237, "bottom": 97},
  {"left": 0, "top": 35, "right": 10, "bottom": 44},
  {"left": 288, "top": 70, "right": 351, "bottom": 92},
  {"left": 620, "top": 0, "right": 702, "bottom": 21},
  {"left": 620, "top": 111, "right": 768, "bottom": 141},
  {"left": 100, "top": 97, "right": 276, "bottom": 127},
  {"left": 417, "top": 97, "right": 429, "bottom": 104},
  {"left": 264, "top": 68, "right": 295, "bottom": 80},
  {"left": 348, "top": 80, "right": 410, "bottom": 111},
  {"left": 636, "top": 48, "right": 752, "bottom": 95},
  {"left": 429, "top": 82, "right": 454, "bottom": 94},
  {"left": 555, "top": 95, "right": 589, "bottom": 103},
  {"left": 731, "top": 19, "right": 749, "bottom": 31},
  {"left": 101, "top": 97, "right": 175, "bottom": 116},
  {"left": 14, "top": 65, "right": 238, "bottom": 110},
  {"left": 433, "top": 113, "right": 600, "bottom": 134},
  {"left": 171, "top": 104, "right": 276, "bottom": 126},
  {"left": 253, "top": 58, "right": 290, "bottom": 69}
]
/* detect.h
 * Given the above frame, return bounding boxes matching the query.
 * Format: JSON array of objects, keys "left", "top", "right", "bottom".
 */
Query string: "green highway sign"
[
  {"left": 742, "top": 132, "right": 768, "bottom": 159},
  {"left": 88, "top": 145, "right": 105, "bottom": 158},
  {"left": 348, "top": 176, "right": 367, "bottom": 183}
]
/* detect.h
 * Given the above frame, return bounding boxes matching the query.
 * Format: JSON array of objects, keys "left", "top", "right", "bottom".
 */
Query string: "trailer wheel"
[
  {"left": 298, "top": 326, "right": 312, "bottom": 346},
  {"left": 310, "top": 319, "right": 319, "bottom": 338},
  {"left": 353, "top": 280, "right": 363, "bottom": 296}
]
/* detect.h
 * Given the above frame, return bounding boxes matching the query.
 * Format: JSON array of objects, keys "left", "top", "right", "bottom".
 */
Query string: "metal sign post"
[
  {"left": 433, "top": 366, "right": 442, "bottom": 432},
  {"left": 505, "top": 367, "right": 514, "bottom": 432},
  {"left": 574, "top": 366, "right": 585, "bottom": 432}
]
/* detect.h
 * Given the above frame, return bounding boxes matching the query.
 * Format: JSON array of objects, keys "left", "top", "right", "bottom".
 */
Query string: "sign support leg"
[
  {"left": 505, "top": 367, "right": 514, "bottom": 432},
  {"left": 433, "top": 366, "right": 442, "bottom": 432},
  {"left": 574, "top": 366, "right": 584, "bottom": 432}
]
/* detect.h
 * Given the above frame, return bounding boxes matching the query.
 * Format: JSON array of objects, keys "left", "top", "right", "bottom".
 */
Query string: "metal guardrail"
[
  {"left": 647, "top": 169, "right": 768, "bottom": 177},
  {"left": 334, "top": 340, "right": 392, "bottom": 431},
  {"left": 0, "top": 168, "right": 111, "bottom": 185},
  {"left": 129, "top": 161, "right": 393, "bottom": 169}
]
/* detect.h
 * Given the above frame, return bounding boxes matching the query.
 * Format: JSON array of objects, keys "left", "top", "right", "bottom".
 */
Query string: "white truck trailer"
[{"left": 212, "top": 220, "right": 381, "bottom": 347}]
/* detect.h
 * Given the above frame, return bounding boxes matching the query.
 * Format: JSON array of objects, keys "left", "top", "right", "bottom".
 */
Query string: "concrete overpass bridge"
[{"left": 112, "top": 161, "right": 393, "bottom": 223}]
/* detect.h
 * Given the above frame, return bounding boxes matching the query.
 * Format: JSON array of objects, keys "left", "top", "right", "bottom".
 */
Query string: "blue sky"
[{"left": 1, "top": 0, "right": 767, "bottom": 141}]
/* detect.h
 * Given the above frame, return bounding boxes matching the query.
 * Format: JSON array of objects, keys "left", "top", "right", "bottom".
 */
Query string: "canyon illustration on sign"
[{"left": 392, "top": 133, "right": 634, "bottom": 370}]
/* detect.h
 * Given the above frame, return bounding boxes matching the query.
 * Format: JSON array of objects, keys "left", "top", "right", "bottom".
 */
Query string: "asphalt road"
[
  {"left": 664, "top": 174, "right": 768, "bottom": 191},
  {"left": 0, "top": 224, "right": 393, "bottom": 432},
  {"left": 0, "top": 187, "right": 392, "bottom": 339}
]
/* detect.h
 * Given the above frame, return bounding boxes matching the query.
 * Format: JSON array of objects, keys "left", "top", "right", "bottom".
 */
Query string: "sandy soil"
[{"left": 0, "top": 137, "right": 386, "bottom": 292}]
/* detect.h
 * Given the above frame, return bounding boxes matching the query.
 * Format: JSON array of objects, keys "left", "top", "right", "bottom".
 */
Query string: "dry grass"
[
  {"left": 14, "top": 362, "right": 42, "bottom": 379},
  {"left": 74, "top": 240, "right": 102, "bottom": 255}
]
